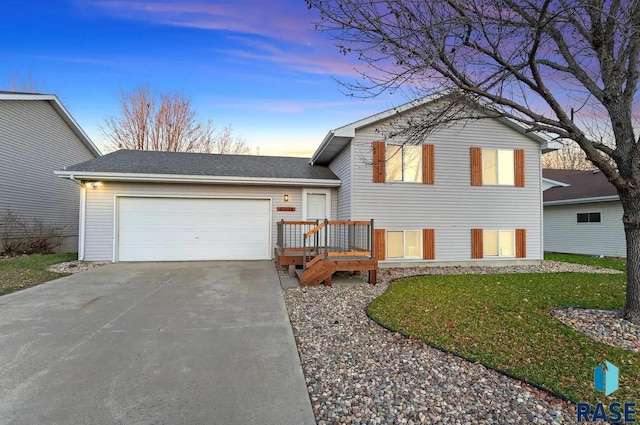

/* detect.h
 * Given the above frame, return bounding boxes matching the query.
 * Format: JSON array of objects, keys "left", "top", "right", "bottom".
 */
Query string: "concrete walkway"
[{"left": 0, "top": 261, "right": 315, "bottom": 425}]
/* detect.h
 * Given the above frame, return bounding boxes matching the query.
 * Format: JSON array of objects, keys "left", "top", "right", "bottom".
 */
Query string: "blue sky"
[{"left": 2, "top": 0, "right": 404, "bottom": 156}]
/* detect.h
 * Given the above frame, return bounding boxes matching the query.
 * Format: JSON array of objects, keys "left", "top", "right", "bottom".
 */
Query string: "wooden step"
[
  {"left": 295, "top": 258, "right": 379, "bottom": 286},
  {"left": 297, "top": 261, "right": 335, "bottom": 286}
]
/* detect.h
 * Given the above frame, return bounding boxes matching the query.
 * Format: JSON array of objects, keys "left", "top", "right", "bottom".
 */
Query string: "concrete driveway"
[{"left": 0, "top": 261, "right": 315, "bottom": 425}]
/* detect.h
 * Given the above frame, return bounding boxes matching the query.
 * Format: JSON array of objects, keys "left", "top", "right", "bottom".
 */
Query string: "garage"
[{"left": 116, "top": 197, "right": 271, "bottom": 261}]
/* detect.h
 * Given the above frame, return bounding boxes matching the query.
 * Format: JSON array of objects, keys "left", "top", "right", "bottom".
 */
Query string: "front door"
[{"left": 304, "top": 190, "right": 329, "bottom": 248}]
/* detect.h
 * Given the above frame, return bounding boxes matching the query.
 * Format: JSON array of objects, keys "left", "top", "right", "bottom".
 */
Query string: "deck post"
[
  {"left": 303, "top": 233, "right": 307, "bottom": 270},
  {"left": 370, "top": 219, "right": 374, "bottom": 259},
  {"left": 324, "top": 218, "right": 329, "bottom": 259}
]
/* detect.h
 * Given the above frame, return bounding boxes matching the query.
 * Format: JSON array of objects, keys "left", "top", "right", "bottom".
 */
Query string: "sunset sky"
[{"left": 3, "top": 0, "right": 404, "bottom": 156}]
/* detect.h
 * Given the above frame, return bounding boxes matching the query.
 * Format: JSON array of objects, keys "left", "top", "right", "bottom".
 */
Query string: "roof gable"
[
  {"left": 0, "top": 92, "right": 101, "bottom": 157},
  {"left": 312, "top": 95, "right": 556, "bottom": 165}
]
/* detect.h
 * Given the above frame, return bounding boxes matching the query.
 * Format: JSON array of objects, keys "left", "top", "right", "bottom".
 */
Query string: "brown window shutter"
[
  {"left": 372, "top": 141, "right": 386, "bottom": 183},
  {"left": 470, "top": 147, "right": 482, "bottom": 186},
  {"left": 422, "top": 229, "right": 435, "bottom": 259},
  {"left": 514, "top": 149, "right": 525, "bottom": 187},
  {"left": 516, "top": 229, "right": 527, "bottom": 258},
  {"left": 373, "top": 228, "right": 386, "bottom": 260},
  {"left": 471, "top": 229, "right": 483, "bottom": 259},
  {"left": 422, "top": 144, "right": 435, "bottom": 184}
]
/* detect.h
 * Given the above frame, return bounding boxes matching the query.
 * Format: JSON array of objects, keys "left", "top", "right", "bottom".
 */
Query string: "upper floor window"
[
  {"left": 482, "top": 149, "right": 515, "bottom": 185},
  {"left": 577, "top": 212, "right": 601, "bottom": 223},
  {"left": 386, "top": 145, "right": 422, "bottom": 182},
  {"left": 470, "top": 147, "right": 524, "bottom": 187}
]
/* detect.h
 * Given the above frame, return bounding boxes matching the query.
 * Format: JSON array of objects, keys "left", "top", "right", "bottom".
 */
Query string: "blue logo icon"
[{"left": 594, "top": 361, "right": 619, "bottom": 396}]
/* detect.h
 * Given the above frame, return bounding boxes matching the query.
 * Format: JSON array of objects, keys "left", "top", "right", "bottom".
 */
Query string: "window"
[
  {"left": 482, "top": 149, "right": 515, "bottom": 185},
  {"left": 387, "top": 230, "right": 422, "bottom": 259},
  {"left": 483, "top": 230, "right": 515, "bottom": 257},
  {"left": 387, "top": 145, "right": 422, "bottom": 182},
  {"left": 577, "top": 212, "right": 601, "bottom": 223}
]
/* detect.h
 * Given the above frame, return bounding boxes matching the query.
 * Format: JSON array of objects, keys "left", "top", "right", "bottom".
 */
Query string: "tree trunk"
[{"left": 621, "top": 193, "right": 640, "bottom": 324}]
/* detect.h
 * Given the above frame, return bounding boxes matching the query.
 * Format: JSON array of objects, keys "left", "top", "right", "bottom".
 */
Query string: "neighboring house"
[
  {"left": 543, "top": 169, "right": 625, "bottom": 257},
  {"left": 0, "top": 92, "right": 101, "bottom": 252},
  {"left": 56, "top": 98, "right": 552, "bottom": 269}
]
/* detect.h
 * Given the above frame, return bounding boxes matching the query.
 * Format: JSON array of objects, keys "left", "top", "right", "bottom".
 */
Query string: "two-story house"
[
  {"left": 55, "top": 97, "right": 551, "bottom": 282},
  {"left": 1, "top": 92, "right": 101, "bottom": 252}
]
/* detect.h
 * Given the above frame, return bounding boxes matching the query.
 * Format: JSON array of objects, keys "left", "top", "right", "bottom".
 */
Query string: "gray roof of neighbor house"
[
  {"left": 59, "top": 149, "right": 339, "bottom": 181},
  {"left": 543, "top": 169, "right": 618, "bottom": 203}
]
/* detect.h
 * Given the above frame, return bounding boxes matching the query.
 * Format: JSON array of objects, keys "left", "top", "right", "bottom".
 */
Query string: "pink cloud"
[
  {"left": 88, "top": 0, "right": 321, "bottom": 44},
  {"left": 214, "top": 99, "right": 384, "bottom": 114}
]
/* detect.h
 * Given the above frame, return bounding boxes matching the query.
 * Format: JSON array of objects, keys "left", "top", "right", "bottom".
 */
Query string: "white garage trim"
[{"left": 112, "top": 195, "right": 272, "bottom": 262}]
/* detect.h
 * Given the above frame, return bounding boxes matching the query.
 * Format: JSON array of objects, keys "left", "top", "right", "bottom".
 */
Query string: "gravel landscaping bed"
[
  {"left": 551, "top": 307, "right": 640, "bottom": 353},
  {"left": 378, "top": 260, "right": 622, "bottom": 281},
  {"left": 283, "top": 264, "right": 582, "bottom": 424},
  {"left": 47, "top": 260, "right": 107, "bottom": 274}
]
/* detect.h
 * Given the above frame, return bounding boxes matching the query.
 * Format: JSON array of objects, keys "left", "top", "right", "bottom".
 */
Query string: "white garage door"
[{"left": 117, "top": 197, "right": 270, "bottom": 261}]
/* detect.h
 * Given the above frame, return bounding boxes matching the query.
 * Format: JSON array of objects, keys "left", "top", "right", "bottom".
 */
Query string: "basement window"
[{"left": 577, "top": 212, "right": 601, "bottom": 223}]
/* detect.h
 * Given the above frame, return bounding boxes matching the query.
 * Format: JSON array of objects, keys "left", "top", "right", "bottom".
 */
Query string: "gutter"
[
  {"left": 55, "top": 170, "right": 342, "bottom": 188},
  {"left": 543, "top": 195, "right": 619, "bottom": 206}
]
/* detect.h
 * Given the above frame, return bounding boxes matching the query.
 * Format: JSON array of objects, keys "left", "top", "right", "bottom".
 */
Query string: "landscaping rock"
[
  {"left": 47, "top": 260, "right": 107, "bottom": 274},
  {"left": 551, "top": 307, "right": 640, "bottom": 353},
  {"left": 283, "top": 266, "right": 578, "bottom": 424}
]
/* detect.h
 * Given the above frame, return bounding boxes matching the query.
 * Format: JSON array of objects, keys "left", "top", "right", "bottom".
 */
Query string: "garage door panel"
[{"left": 117, "top": 198, "right": 270, "bottom": 261}]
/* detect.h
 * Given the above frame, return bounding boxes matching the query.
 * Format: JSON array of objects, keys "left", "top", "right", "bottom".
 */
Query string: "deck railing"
[
  {"left": 302, "top": 219, "right": 374, "bottom": 269},
  {"left": 276, "top": 220, "right": 318, "bottom": 255}
]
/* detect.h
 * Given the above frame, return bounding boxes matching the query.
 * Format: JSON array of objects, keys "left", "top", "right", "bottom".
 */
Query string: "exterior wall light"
[
  {"left": 284, "top": 194, "right": 289, "bottom": 202},
  {"left": 87, "top": 182, "right": 101, "bottom": 189}
]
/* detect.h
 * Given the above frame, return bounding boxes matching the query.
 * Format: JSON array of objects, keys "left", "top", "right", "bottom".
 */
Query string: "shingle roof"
[
  {"left": 543, "top": 169, "right": 618, "bottom": 202},
  {"left": 62, "top": 149, "right": 339, "bottom": 180}
]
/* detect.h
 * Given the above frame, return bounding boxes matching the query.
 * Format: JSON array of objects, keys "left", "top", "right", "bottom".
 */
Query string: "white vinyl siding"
[
  {"left": 328, "top": 145, "right": 352, "bottom": 220},
  {"left": 83, "top": 183, "right": 337, "bottom": 261},
  {"left": 544, "top": 201, "right": 625, "bottom": 257},
  {"left": 350, "top": 115, "right": 542, "bottom": 263},
  {"left": 0, "top": 100, "right": 96, "bottom": 250}
]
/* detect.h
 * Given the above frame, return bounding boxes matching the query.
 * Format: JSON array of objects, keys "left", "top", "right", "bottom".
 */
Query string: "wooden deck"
[{"left": 276, "top": 219, "right": 378, "bottom": 286}]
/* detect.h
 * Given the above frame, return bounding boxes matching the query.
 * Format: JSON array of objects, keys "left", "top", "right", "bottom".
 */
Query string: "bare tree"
[
  {"left": 102, "top": 85, "right": 250, "bottom": 154},
  {"left": 5, "top": 73, "right": 44, "bottom": 93},
  {"left": 542, "top": 144, "right": 595, "bottom": 170},
  {"left": 308, "top": 0, "right": 640, "bottom": 322}
]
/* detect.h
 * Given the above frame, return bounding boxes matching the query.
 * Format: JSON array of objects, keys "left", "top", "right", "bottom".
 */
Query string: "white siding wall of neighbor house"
[
  {"left": 544, "top": 201, "right": 626, "bottom": 257},
  {"left": 0, "top": 100, "right": 96, "bottom": 252},
  {"left": 328, "top": 145, "right": 352, "bottom": 220},
  {"left": 351, "top": 117, "right": 543, "bottom": 264},
  {"left": 82, "top": 182, "right": 337, "bottom": 261}
]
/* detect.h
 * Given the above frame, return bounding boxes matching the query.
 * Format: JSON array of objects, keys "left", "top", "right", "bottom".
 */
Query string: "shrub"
[{"left": 1, "top": 209, "right": 66, "bottom": 255}]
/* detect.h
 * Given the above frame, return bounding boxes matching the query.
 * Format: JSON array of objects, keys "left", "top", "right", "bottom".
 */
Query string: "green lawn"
[
  {"left": 0, "top": 253, "right": 77, "bottom": 296},
  {"left": 368, "top": 271, "right": 639, "bottom": 404},
  {"left": 545, "top": 252, "right": 627, "bottom": 272}
]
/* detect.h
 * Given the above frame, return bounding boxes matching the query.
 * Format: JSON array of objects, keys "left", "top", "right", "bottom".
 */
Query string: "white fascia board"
[
  {"left": 310, "top": 131, "right": 337, "bottom": 165},
  {"left": 544, "top": 195, "right": 619, "bottom": 206},
  {"left": 542, "top": 177, "right": 571, "bottom": 187},
  {"left": 55, "top": 170, "right": 342, "bottom": 187},
  {"left": 0, "top": 93, "right": 57, "bottom": 101}
]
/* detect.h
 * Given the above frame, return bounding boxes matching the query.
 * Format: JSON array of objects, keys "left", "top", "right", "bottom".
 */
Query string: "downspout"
[{"left": 68, "top": 175, "right": 86, "bottom": 261}]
